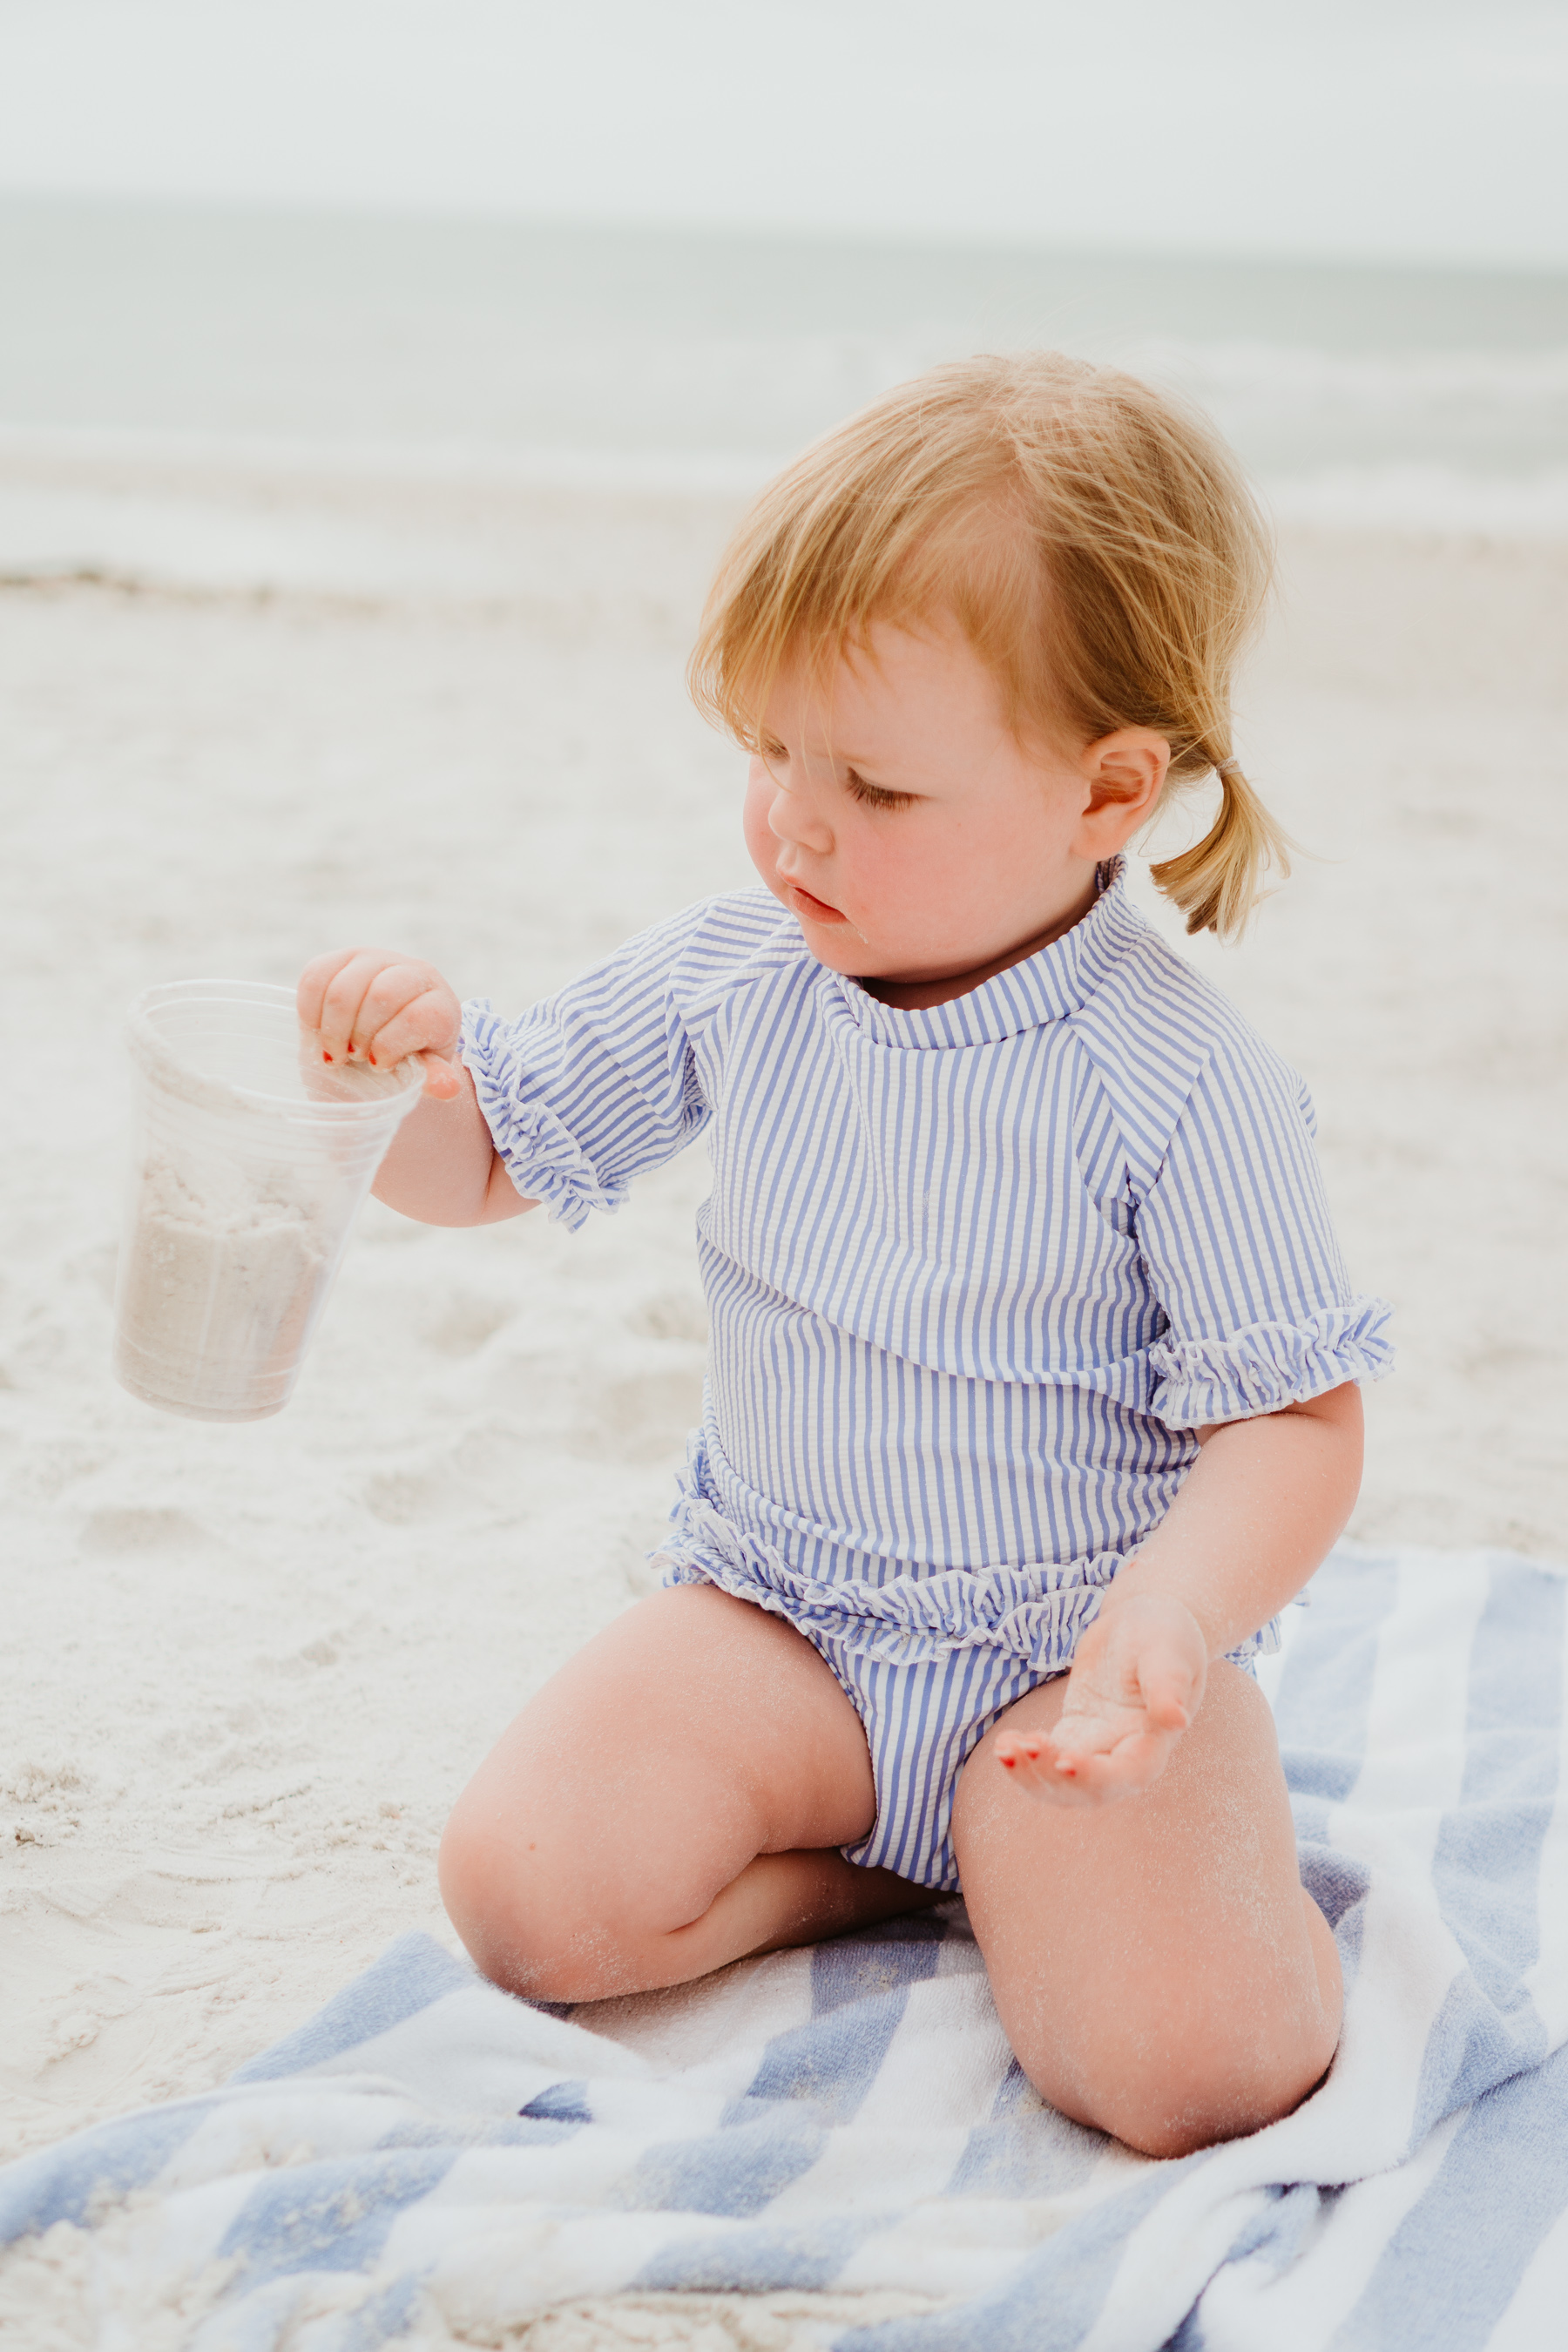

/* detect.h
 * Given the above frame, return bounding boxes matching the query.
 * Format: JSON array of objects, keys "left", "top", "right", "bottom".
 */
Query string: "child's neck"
[{"left": 857, "top": 873, "right": 1102, "bottom": 1011}]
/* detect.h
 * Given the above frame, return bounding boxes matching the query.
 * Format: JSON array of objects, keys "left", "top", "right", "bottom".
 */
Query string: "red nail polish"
[
  {"left": 1000, "top": 1754, "right": 1015, "bottom": 1768},
  {"left": 322, "top": 1051, "right": 333, "bottom": 1063},
  {"left": 347, "top": 1043, "right": 355, "bottom": 1056},
  {"left": 368, "top": 1051, "right": 376, "bottom": 1065}
]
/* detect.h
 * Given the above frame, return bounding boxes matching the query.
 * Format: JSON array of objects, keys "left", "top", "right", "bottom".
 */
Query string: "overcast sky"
[{"left": 0, "top": 0, "right": 1563, "bottom": 269}]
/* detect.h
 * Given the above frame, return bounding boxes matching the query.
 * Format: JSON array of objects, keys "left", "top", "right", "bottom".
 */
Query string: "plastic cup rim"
[{"left": 125, "top": 977, "right": 426, "bottom": 1125}]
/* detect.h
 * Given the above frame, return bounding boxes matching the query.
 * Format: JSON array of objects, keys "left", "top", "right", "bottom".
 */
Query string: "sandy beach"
[{"left": 0, "top": 449, "right": 1565, "bottom": 2328}]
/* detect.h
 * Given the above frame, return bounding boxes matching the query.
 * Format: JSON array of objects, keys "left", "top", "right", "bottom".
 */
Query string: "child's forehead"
[{"left": 764, "top": 616, "right": 1001, "bottom": 740}]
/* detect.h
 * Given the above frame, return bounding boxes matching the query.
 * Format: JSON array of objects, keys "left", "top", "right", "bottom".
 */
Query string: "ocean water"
[{"left": 2, "top": 198, "right": 1565, "bottom": 591}]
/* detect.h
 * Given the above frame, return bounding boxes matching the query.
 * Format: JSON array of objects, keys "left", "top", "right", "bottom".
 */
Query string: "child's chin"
[{"left": 797, "top": 926, "right": 871, "bottom": 973}]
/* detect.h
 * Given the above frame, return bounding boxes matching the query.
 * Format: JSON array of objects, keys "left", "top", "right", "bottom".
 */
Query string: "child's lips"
[{"left": 785, "top": 882, "right": 849, "bottom": 925}]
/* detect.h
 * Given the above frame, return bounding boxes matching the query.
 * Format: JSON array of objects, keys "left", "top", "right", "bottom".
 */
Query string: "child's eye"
[{"left": 845, "top": 769, "right": 916, "bottom": 812}]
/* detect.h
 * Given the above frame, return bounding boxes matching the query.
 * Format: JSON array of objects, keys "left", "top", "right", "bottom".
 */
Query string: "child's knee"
[
  {"left": 436, "top": 1788, "right": 690, "bottom": 2003},
  {"left": 1009, "top": 2003, "right": 1339, "bottom": 2160},
  {"left": 436, "top": 1794, "right": 591, "bottom": 1998}
]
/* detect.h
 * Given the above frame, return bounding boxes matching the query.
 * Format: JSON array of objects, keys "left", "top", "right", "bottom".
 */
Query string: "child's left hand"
[{"left": 995, "top": 1589, "right": 1208, "bottom": 1805}]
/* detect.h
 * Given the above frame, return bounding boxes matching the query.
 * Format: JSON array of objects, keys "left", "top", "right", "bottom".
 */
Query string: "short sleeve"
[
  {"left": 461, "top": 903, "right": 714, "bottom": 1230},
  {"left": 1137, "top": 1032, "right": 1393, "bottom": 1428}
]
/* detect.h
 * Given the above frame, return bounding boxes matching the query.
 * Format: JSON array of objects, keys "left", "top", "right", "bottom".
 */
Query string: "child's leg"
[
  {"left": 439, "top": 1583, "right": 936, "bottom": 2002},
  {"left": 951, "top": 1660, "right": 1341, "bottom": 2160}
]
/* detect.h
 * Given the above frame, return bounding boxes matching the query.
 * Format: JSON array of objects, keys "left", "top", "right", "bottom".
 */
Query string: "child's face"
[{"left": 744, "top": 619, "right": 1166, "bottom": 1004}]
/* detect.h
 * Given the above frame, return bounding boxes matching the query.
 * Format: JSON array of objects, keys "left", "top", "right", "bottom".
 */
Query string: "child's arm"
[
  {"left": 997, "top": 1380, "right": 1362, "bottom": 1805},
  {"left": 298, "top": 948, "right": 536, "bottom": 1227}
]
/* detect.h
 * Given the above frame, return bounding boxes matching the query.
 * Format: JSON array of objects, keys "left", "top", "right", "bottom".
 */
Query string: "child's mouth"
[{"left": 786, "top": 882, "right": 848, "bottom": 926}]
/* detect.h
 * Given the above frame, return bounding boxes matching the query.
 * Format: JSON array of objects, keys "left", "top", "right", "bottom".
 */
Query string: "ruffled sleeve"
[
  {"left": 1136, "top": 1031, "right": 1394, "bottom": 1428},
  {"left": 460, "top": 903, "right": 716, "bottom": 1230},
  {"left": 1149, "top": 1298, "right": 1393, "bottom": 1429}
]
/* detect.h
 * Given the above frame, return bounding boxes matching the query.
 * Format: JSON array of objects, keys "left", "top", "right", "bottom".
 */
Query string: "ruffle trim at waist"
[
  {"left": 657, "top": 1439, "right": 1280, "bottom": 1672},
  {"left": 1149, "top": 1295, "right": 1395, "bottom": 1430}
]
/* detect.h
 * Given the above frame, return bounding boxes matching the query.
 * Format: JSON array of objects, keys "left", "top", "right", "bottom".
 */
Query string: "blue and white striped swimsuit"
[{"left": 463, "top": 865, "right": 1392, "bottom": 1890}]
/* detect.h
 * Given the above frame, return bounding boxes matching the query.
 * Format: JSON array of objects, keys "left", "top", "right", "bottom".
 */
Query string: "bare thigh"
[
  {"left": 439, "top": 1583, "right": 936, "bottom": 2001},
  {"left": 952, "top": 1662, "right": 1342, "bottom": 2159}
]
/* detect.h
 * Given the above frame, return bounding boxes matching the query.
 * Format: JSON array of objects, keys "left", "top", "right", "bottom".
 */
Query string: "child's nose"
[{"left": 769, "top": 778, "right": 834, "bottom": 856}]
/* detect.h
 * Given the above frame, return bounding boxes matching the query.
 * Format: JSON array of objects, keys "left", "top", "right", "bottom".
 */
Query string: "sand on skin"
[{"left": 0, "top": 477, "right": 1565, "bottom": 2338}]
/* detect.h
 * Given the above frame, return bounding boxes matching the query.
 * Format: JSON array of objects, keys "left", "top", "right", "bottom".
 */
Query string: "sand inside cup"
[
  {"left": 113, "top": 989, "right": 422, "bottom": 1420},
  {"left": 116, "top": 1149, "right": 328, "bottom": 1414}
]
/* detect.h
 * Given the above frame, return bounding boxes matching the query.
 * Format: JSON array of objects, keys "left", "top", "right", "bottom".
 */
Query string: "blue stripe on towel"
[
  {"left": 329, "top": 2274, "right": 426, "bottom": 2352},
  {"left": 1402, "top": 1558, "right": 1567, "bottom": 2145},
  {"left": 0, "top": 2101, "right": 217, "bottom": 2239},
  {"left": 1173, "top": 2184, "right": 1327, "bottom": 2349},
  {"left": 613, "top": 2107, "right": 826, "bottom": 2218},
  {"left": 218, "top": 2147, "right": 458, "bottom": 2288},
  {"left": 519, "top": 2080, "right": 591, "bottom": 2124},
  {"left": 835, "top": 2167, "right": 1184, "bottom": 2352},
  {"left": 944, "top": 2061, "right": 1101, "bottom": 2199},
  {"left": 632, "top": 2213, "right": 888, "bottom": 2295},
  {"left": 1432, "top": 1555, "right": 1563, "bottom": 2018},
  {"left": 611, "top": 1921, "right": 951, "bottom": 2219},
  {"left": 1274, "top": 1544, "right": 1400, "bottom": 1818},
  {"left": 1339, "top": 2036, "right": 1568, "bottom": 2350},
  {"left": 808, "top": 1908, "right": 950, "bottom": 2011},
  {"left": 743, "top": 1923, "right": 945, "bottom": 2120},
  {"left": 230, "top": 1930, "right": 473, "bottom": 2082},
  {"left": 1274, "top": 1544, "right": 1400, "bottom": 1991}
]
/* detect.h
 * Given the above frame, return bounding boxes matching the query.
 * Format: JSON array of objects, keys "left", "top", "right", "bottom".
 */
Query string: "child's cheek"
[
  {"left": 848, "top": 822, "right": 923, "bottom": 925},
  {"left": 741, "top": 766, "right": 781, "bottom": 887}
]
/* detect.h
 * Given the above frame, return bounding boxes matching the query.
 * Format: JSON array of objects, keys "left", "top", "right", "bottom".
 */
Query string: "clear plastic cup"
[{"left": 113, "top": 979, "right": 424, "bottom": 1422}]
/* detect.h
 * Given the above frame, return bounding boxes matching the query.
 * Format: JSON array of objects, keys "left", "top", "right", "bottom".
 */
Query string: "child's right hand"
[{"left": 296, "top": 949, "right": 464, "bottom": 1101}]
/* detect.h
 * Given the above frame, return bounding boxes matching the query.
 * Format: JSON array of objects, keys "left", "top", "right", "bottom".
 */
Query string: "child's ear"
[{"left": 1075, "top": 729, "right": 1169, "bottom": 854}]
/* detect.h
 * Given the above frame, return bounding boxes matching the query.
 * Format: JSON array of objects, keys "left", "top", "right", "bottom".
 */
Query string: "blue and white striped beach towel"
[{"left": 4, "top": 1540, "right": 1568, "bottom": 2350}]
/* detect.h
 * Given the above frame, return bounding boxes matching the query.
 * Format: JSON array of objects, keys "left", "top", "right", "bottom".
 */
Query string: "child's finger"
[
  {"left": 1002, "top": 1706, "right": 1186, "bottom": 1803},
  {"left": 997, "top": 1743, "right": 1076, "bottom": 1800},
  {"left": 416, "top": 1051, "right": 463, "bottom": 1101},
  {"left": 1044, "top": 1707, "right": 1139, "bottom": 1763},
  {"left": 999, "top": 1737, "right": 1149, "bottom": 1808},
  {"left": 999, "top": 1727, "right": 1102, "bottom": 1786},
  {"left": 317, "top": 950, "right": 391, "bottom": 1062},
  {"left": 1104, "top": 1731, "right": 1181, "bottom": 1794},
  {"left": 296, "top": 947, "right": 359, "bottom": 1038},
  {"left": 348, "top": 966, "right": 435, "bottom": 1060},
  {"left": 1053, "top": 1730, "right": 1175, "bottom": 1802},
  {"left": 360, "top": 984, "right": 459, "bottom": 1072},
  {"left": 1135, "top": 1659, "right": 1200, "bottom": 1734}
]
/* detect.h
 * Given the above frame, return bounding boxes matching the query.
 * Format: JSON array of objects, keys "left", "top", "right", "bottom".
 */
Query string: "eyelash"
[
  {"left": 758, "top": 742, "right": 915, "bottom": 813},
  {"left": 845, "top": 769, "right": 915, "bottom": 812}
]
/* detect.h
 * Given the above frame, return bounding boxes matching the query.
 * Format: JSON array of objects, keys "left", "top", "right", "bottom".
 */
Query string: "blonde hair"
[{"left": 689, "top": 352, "right": 1288, "bottom": 939}]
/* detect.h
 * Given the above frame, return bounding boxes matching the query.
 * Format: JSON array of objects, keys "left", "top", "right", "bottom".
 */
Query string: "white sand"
[{"left": 1, "top": 463, "right": 1565, "bottom": 2240}]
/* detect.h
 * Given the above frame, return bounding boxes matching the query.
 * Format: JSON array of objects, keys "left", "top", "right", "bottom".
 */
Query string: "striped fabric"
[
  {"left": 463, "top": 864, "right": 1392, "bottom": 1883},
  {"left": 7, "top": 1544, "right": 1567, "bottom": 2352}
]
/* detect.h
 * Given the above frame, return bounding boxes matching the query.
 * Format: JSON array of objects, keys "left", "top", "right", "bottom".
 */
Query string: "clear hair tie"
[{"left": 1214, "top": 759, "right": 1243, "bottom": 781}]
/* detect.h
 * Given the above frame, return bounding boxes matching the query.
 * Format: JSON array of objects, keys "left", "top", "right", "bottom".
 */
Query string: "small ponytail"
[{"left": 1149, "top": 758, "right": 1293, "bottom": 941}]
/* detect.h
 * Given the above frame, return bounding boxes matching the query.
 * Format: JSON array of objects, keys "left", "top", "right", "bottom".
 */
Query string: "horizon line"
[{"left": 1, "top": 186, "right": 1565, "bottom": 289}]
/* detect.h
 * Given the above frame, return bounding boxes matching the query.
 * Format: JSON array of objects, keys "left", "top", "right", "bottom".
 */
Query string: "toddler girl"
[{"left": 299, "top": 355, "right": 1391, "bottom": 2159}]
